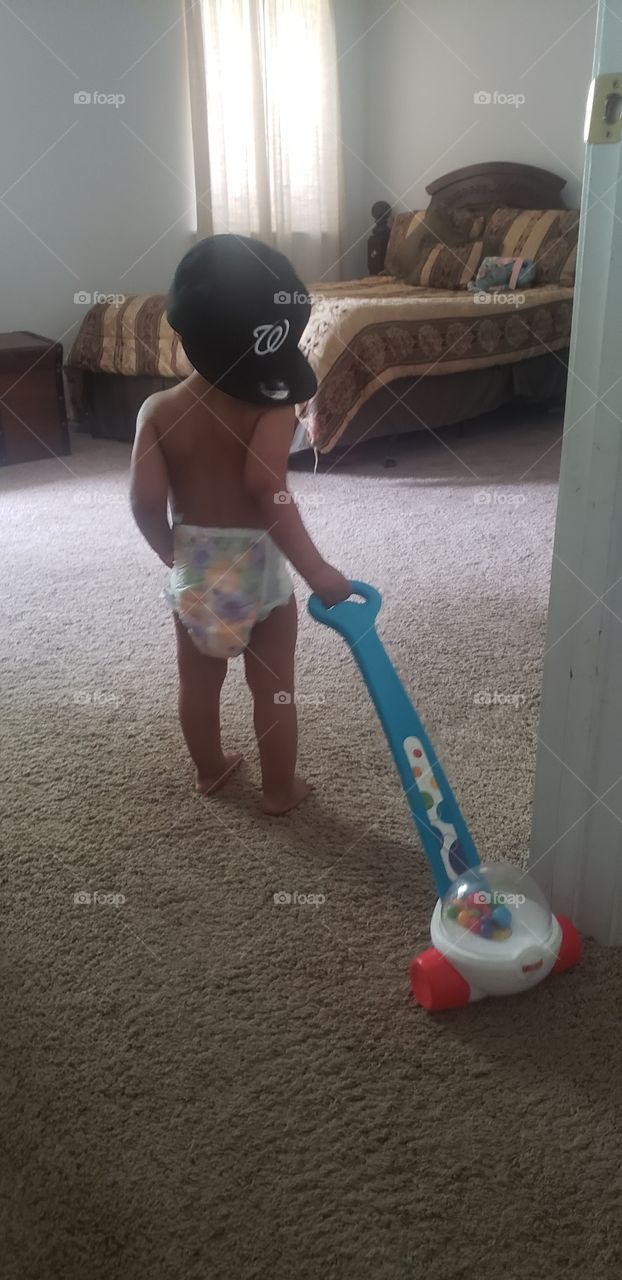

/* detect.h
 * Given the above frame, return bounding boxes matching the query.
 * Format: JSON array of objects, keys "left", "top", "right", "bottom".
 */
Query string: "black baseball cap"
[{"left": 166, "top": 234, "right": 317, "bottom": 406}]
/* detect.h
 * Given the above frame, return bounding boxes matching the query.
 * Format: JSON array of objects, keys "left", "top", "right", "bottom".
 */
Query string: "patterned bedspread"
[
  {"left": 65, "top": 277, "right": 573, "bottom": 452},
  {"left": 297, "top": 277, "right": 573, "bottom": 450},
  {"left": 67, "top": 294, "right": 192, "bottom": 381}
]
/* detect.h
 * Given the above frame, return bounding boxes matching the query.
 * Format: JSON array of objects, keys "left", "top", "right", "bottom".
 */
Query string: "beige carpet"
[{"left": 2, "top": 410, "right": 621, "bottom": 1279}]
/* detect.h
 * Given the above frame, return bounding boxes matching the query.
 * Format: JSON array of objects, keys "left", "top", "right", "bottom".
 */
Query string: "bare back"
[{"left": 149, "top": 373, "right": 291, "bottom": 528}]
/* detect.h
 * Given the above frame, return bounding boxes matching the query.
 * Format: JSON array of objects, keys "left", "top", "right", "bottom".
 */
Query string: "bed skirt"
[{"left": 68, "top": 351, "right": 568, "bottom": 453}]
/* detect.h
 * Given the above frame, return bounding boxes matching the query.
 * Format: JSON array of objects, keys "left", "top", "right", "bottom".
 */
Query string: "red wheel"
[
  {"left": 551, "top": 915, "right": 582, "bottom": 974},
  {"left": 410, "top": 947, "right": 471, "bottom": 1011}
]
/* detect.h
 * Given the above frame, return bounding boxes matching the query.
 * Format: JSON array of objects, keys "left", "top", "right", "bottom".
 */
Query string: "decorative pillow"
[
  {"left": 484, "top": 208, "right": 580, "bottom": 286},
  {"left": 404, "top": 239, "right": 484, "bottom": 289},
  {"left": 385, "top": 207, "right": 486, "bottom": 278},
  {"left": 435, "top": 208, "right": 487, "bottom": 244},
  {"left": 384, "top": 211, "right": 422, "bottom": 276}
]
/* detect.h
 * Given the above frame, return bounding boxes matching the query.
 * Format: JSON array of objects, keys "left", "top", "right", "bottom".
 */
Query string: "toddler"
[{"left": 130, "top": 235, "right": 350, "bottom": 813}]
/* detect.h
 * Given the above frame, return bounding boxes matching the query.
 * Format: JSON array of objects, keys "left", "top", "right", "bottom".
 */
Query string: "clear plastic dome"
[{"left": 440, "top": 863, "right": 552, "bottom": 944}]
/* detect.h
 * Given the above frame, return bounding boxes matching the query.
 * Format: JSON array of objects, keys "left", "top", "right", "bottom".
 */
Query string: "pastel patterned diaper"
[{"left": 164, "top": 525, "right": 293, "bottom": 659}]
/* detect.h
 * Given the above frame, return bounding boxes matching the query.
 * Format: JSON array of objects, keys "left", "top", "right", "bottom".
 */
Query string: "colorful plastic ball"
[
  {"left": 492, "top": 905, "right": 512, "bottom": 930},
  {"left": 446, "top": 902, "right": 461, "bottom": 920},
  {"left": 467, "top": 917, "right": 481, "bottom": 932},
  {"left": 457, "top": 909, "right": 475, "bottom": 927},
  {"left": 493, "top": 927, "right": 512, "bottom": 941},
  {"left": 465, "top": 892, "right": 484, "bottom": 908},
  {"left": 478, "top": 917, "right": 495, "bottom": 938}
]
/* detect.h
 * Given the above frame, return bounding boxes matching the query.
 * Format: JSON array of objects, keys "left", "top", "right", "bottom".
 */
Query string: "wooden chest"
[{"left": 0, "top": 332, "right": 70, "bottom": 465}]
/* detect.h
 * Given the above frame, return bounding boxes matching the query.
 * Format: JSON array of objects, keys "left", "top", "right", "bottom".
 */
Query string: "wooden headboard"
[
  {"left": 426, "top": 161, "right": 566, "bottom": 211},
  {"left": 367, "top": 161, "right": 567, "bottom": 273}
]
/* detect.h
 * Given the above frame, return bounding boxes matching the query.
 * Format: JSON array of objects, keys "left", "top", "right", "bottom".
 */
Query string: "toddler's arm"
[
  {"left": 244, "top": 407, "right": 350, "bottom": 607},
  {"left": 130, "top": 404, "right": 174, "bottom": 567}
]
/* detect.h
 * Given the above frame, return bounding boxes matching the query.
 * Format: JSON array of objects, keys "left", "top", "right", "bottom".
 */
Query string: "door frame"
[{"left": 529, "top": 0, "right": 622, "bottom": 945}]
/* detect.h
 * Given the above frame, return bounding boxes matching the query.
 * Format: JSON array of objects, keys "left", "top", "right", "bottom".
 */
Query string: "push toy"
[{"left": 308, "top": 582, "right": 581, "bottom": 1012}]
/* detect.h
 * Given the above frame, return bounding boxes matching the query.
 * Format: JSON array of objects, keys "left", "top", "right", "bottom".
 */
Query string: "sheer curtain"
[{"left": 183, "top": 0, "right": 344, "bottom": 281}]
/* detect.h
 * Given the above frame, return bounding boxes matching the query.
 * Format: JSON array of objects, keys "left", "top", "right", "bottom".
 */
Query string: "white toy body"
[{"left": 430, "top": 898, "right": 562, "bottom": 1002}]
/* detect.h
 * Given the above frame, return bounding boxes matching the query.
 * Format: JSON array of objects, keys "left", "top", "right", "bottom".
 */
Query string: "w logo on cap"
[{"left": 253, "top": 320, "right": 290, "bottom": 356}]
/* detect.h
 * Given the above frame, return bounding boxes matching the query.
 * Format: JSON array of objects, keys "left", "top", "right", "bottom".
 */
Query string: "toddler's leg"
[
  {"left": 244, "top": 596, "right": 311, "bottom": 815},
  {"left": 174, "top": 616, "right": 242, "bottom": 793}
]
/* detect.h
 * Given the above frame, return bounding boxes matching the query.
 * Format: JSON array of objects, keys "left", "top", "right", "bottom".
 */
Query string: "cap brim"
[{"left": 182, "top": 340, "right": 317, "bottom": 408}]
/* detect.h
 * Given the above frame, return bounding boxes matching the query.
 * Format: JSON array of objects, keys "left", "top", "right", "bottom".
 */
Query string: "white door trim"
[{"left": 529, "top": 0, "right": 622, "bottom": 944}]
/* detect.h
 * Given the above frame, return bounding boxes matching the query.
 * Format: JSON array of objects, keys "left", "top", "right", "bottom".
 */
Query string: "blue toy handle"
[
  {"left": 308, "top": 582, "right": 480, "bottom": 898},
  {"left": 308, "top": 580, "right": 382, "bottom": 642}
]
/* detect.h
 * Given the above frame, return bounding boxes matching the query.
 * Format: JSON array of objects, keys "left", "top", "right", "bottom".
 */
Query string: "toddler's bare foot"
[
  {"left": 262, "top": 776, "right": 313, "bottom": 816},
  {"left": 196, "top": 752, "right": 243, "bottom": 795}
]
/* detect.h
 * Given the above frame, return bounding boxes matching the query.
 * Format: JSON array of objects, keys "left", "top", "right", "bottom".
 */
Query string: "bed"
[{"left": 65, "top": 161, "right": 576, "bottom": 454}]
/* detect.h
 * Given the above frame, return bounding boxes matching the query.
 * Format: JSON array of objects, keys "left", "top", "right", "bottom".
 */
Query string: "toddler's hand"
[{"left": 310, "top": 564, "right": 351, "bottom": 608}]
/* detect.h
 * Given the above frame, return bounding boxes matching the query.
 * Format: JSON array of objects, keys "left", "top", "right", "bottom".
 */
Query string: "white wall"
[
  {"left": 337, "top": 0, "right": 597, "bottom": 273},
  {"left": 0, "top": 0, "right": 599, "bottom": 348},
  {"left": 0, "top": 0, "right": 194, "bottom": 346}
]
